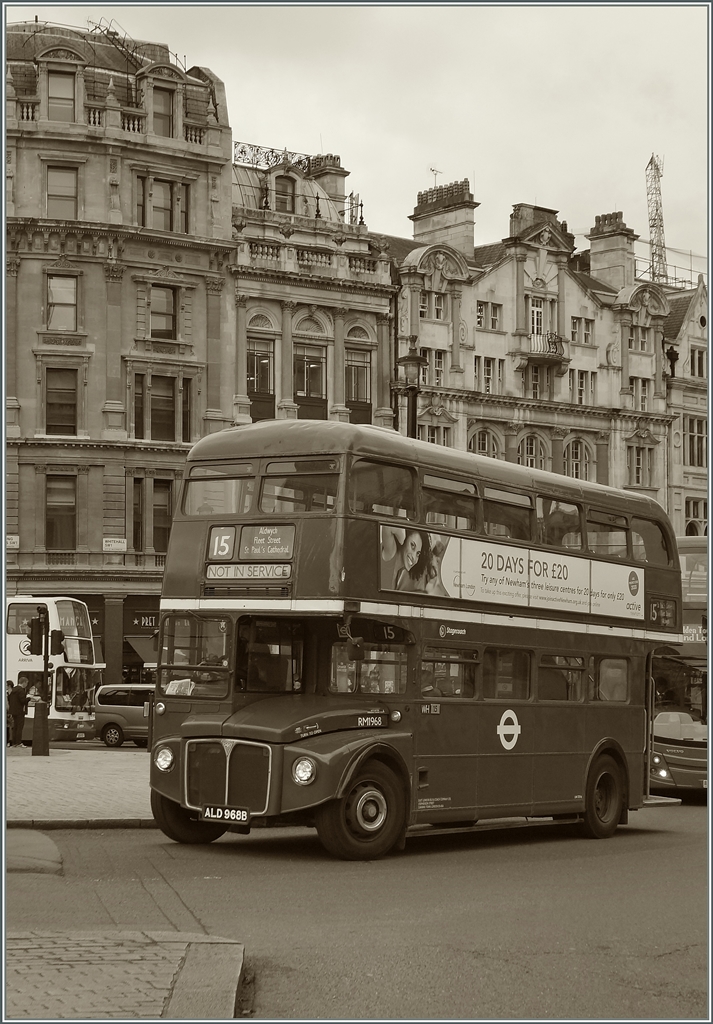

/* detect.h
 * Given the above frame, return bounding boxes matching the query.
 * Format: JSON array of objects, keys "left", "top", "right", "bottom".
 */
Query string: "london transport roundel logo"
[
  {"left": 497, "top": 710, "right": 521, "bottom": 750},
  {"left": 628, "top": 572, "right": 640, "bottom": 596}
]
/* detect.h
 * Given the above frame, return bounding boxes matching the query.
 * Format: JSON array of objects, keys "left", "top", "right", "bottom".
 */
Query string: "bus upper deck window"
[
  {"left": 631, "top": 517, "right": 672, "bottom": 566},
  {"left": 482, "top": 488, "right": 532, "bottom": 541},
  {"left": 422, "top": 475, "right": 477, "bottom": 531},
  {"left": 260, "top": 460, "right": 339, "bottom": 514},
  {"left": 349, "top": 460, "right": 416, "bottom": 520},
  {"left": 586, "top": 511, "right": 629, "bottom": 559},
  {"left": 536, "top": 497, "right": 582, "bottom": 549},
  {"left": 184, "top": 464, "right": 255, "bottom": 516}
]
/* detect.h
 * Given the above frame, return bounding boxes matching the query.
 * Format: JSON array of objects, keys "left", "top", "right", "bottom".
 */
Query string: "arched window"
[
  {"left": 275, "top": 176, "right": 295, "bottom": 214},
  {"left": 564, "top": 438, "right": 591, "bottom": 481},
  {"left": 468, "top": 429, "right": 499, "bottom": 459},
  {"left": 518, "top": 434, "right": 546, "bottom": 469}
]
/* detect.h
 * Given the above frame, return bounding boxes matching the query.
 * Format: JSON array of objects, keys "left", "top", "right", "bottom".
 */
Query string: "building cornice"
[{"left": 230, "top": 265, "right": 396, "bottom": 298}]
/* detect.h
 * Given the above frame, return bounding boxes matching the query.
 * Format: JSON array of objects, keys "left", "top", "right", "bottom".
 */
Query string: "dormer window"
[
  {"left": 48, "top": 71, "right": 75, "bottom": 122},
  {"left": 153, "top": 87, "right": 174, "bottom": 137},
  {"left": 275, "top": 176, "right": 295, "bottom": 214}
]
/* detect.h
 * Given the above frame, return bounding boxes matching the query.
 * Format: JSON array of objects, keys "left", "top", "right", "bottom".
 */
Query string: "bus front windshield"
[
  {"left": 54, "top": 666, "right": 97, "bottom": 713},
  {"left": 236, "top": 619, "right": 303, "bottom": 693},
  {"left": 158, "top": 614, "right": 233, "bottom": 699},
  {"left": 653, "top": 656, "right": 707, "bottom": 740}
]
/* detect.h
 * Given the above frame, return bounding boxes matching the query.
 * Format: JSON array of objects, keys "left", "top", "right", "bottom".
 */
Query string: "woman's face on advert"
[{"left": 403, "top": 532, "right": 423, "bottom": 570}]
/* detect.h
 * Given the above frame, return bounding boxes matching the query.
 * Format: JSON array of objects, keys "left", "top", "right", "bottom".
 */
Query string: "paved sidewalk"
[
  {"left": 5, "top": 931, "right": 244, "bottom": 1020},
  {"left": 6, "top": 746, "right": 154, "bottom": 828},
  {"left": 5, "top": 749, "right": 246, "bottom": 1019}
]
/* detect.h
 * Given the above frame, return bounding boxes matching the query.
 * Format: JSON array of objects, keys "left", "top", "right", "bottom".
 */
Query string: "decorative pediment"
[
  {"left": 248, "top": 314, "right": 274, "bottom": 330},
  {"left": 420, "top": 249, "right": 470, "bottom": 289},
  {"left": 629, "top": 284, "right": 669, "bottom": 317},
  {"left": 624, "top": 418, "right": 660, "bottom": 446},
  {"left": 421, "top": 400, "right": 458, "bottom": 423},
  {"left": 47, "top": 254, "right": 80, "bottom": 271},
  {"left": 520, "top": 221, "right": 574, "bottom": 253},
  {"left": 614, "top": 282, "right": 670, "bottom": 317},
  {"left": 148, "top": 265, "right": 183, "bottom": 279},
  {"left": 41, "top": 47, "right": 85, "bottom": 62},
  {"left": 137, "top": 62, "right": 187, "bottom": 82},
  {"left": 295, "top": 316, "right": 324, "bottom": 334}
]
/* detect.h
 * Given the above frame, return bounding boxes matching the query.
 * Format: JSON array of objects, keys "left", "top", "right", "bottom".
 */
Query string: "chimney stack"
[{"left": 409, "top": 178, "right": 479, "bottom": 257}]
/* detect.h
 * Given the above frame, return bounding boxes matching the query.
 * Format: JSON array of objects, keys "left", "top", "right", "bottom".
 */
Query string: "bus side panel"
[
  {"left": 584, "top": 706, "right": 646, "bottom": 806},
  {"left": 163, "top": 521, "right": 205, "bottom": 598},
  {"left": 475, "top": 704, "right": 536, "bottom": 817},
  {"left": 532, "top": 705, "right": 588, "bottom": 809}
]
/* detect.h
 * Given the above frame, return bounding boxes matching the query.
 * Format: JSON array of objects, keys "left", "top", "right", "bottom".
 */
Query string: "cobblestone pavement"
[{"left": 5, "top": 931, "right": 244, "bottom": 1020}]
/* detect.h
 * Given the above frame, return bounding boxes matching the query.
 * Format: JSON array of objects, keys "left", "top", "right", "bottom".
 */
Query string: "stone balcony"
[
  {"left": 7, "top": 99, "right": 216, "bottom": 150},
  {"left": 511, "top": 332, "right": 571, "bottom": 375},
  {"left": 233, "top": 236, "right": 391, "bottom": 285}
]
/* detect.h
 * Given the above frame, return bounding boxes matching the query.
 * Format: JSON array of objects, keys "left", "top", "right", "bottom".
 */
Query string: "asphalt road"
[{"left": 6, "top": 800, "right": 707, "bottom": 1020}]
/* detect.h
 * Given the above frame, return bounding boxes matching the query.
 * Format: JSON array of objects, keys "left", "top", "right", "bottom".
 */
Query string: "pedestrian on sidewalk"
[
  {"left": 8, "top": 680, "right": 29, "bottom": 747},
  {"left": 6, "top": 679, "right": 13, "bottom": 746}
]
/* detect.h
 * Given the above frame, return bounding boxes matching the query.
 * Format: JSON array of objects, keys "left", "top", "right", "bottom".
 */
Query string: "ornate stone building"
[
  {"left": 382, "top": 181, "right": 707, "bottom": 536},
  {"left": 4, "top": 21, "right": 396, "bottom": 689},
  {"left": 5, "top": 20, "right": 706, "bottom": 697},
  {"left": 229, "top": 145, "right": 393, "bottom": 429},
  {"left": 5, "top": 21, "right": 235, "bottom": 685}
]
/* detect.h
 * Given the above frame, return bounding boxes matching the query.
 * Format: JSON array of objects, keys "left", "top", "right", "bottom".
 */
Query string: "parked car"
[{"left": 94, "top": 683, "right": 154, "bottom": 748}]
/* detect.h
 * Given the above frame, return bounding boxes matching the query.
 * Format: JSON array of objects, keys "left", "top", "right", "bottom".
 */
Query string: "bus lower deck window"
[{"left": 483, "top": 649, "right": 531, "bottom": 700}]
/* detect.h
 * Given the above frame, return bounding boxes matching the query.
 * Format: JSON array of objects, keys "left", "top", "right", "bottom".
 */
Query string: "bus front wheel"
[
  {"left": 581, "top": 754, "right": 624, "bottom": 839},
  {"left": 151, "top": 790, "right": 228, "bottom": 844},
  {"left": 315, "top": 762, "right": 406, "bottom": 860}
]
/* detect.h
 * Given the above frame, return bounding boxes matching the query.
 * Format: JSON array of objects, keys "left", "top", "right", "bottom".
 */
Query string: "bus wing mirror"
[{"left": 347, "top": 638, "right": 365, "bottom": 661}]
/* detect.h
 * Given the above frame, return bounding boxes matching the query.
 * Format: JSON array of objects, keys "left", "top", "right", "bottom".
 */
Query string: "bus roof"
[
  {"left": 186, "top": 420, "right": 670, "bottom": 522},
  {"left": 676, "top": 536, "right": 708, "bottom": 553}
]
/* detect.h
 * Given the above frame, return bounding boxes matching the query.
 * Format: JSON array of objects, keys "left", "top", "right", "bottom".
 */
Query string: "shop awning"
[{"left": 125, "top": 635, "right": 158, "bottom": 668}]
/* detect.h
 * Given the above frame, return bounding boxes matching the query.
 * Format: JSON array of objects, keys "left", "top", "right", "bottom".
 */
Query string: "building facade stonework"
[
  {"left": 5, "top": 22, "right": 707, "bottom": 692},
  {"left": 381, "top": 185, "right": 707, "bottom": 536}
]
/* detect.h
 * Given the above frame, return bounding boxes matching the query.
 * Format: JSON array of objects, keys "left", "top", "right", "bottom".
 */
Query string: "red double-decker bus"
[{"left": 149, "top": 420, "right": 682, "bottom": 859}]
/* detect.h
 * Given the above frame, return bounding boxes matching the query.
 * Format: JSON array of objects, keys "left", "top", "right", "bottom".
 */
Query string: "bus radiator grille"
[
  {"left": 185, "top": 740, "right": 271, "bottom": 813},
  {"left": 186, "top": 741, "right": 226, "bottom": 808},
  {"left": 227, "top": 743, "right": 270, "bottom": 812}
]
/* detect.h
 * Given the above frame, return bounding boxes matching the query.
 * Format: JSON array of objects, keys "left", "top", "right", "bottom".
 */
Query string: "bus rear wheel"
[
  {"left": 581, "top": 754, "right": 624, "bottom": 839},
  {"left": 315, "top": 762, "right": 405, "bottom": 860},
  {"left": 151, "top": 790, "right": 228, "bottom": 844}
]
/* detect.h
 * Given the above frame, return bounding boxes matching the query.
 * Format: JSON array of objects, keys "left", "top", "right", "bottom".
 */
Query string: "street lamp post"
[{"left": 397, "top": 336, "right": 428, "bottom": 439}]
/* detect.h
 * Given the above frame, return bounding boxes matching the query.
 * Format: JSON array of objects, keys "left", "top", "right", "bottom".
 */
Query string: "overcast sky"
[{"left": 5, "top": 2, "right": 710, "bottom": 275}]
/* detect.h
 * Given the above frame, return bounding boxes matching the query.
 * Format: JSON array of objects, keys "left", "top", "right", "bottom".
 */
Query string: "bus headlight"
[
  {"left": 651, "top": 753, "right": 669, "bottom": 779},
  {"left": 292, "top": 757, "right": 317, "bottom": 786},
  {"left": 155, "top": 746, "right": 175, "bottom": 772}
]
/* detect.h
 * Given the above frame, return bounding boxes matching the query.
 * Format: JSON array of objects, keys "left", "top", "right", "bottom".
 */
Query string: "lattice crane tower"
[{"left": 646, "top": 153, "right": 668, "bottom": 284}]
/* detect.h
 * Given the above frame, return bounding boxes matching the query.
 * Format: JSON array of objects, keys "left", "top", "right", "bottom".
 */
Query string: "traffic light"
[
  {"left": 50, "top": 629, "right": 65, "bottom": 655},
  {"left": 29, "top": 617, "right": 44, "bottom": 655}
]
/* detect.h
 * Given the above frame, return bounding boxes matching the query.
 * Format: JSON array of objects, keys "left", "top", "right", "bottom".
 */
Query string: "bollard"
[{"left": 31, "top": 700, "right": 50, "bottom": 756}]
